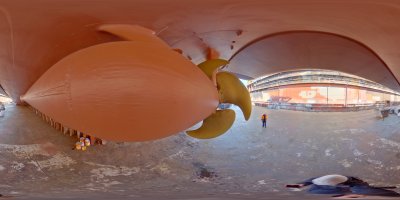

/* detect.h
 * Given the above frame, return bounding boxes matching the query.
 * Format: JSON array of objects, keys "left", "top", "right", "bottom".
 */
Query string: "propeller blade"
[
  {"left": 187, "top": 109, "right": 235, "bottom": 139},
  {"left": 198, "top": 59, "right": 229, "bottom": 81},
  {"left": 216, "top": 72, "right": 252, "bottom": 120}
]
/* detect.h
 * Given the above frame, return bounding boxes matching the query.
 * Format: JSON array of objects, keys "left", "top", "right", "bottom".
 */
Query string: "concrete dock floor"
[{"left": 0, "top": 104, "right": 400, "bottom": 199}]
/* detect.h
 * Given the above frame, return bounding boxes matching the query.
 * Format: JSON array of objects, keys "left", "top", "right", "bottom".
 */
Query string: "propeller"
[{"left": 187, "top": 59, "right": 252, "bottom": 139}]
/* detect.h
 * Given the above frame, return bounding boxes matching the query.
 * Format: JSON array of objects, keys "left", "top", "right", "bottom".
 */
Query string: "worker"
[
  {"left": 75, "top": 141, "right": 82, "bottom": 150},
  {"left": 261, "top": 113, "right": 267, "bottom": 128},
  {"left": 84, "top": 137, "right": 91, "bottom": 147},
  {"left": 80, "top": 137, "right": 85, "bottom": 150}
]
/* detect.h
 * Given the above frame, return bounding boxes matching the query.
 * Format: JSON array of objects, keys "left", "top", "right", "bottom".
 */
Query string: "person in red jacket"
[{"left": 261, "top": 114, "right": 267, "bottom": 128}]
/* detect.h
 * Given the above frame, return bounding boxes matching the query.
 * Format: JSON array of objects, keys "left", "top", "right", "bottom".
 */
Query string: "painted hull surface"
[{"left": 22, "top": 41, "right": 219, "bottom": 141}]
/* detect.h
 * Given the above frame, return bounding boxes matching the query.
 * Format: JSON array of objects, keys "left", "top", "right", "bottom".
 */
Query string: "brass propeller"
[{"left": 187, "top": 59, "right": 252, "bottom": 139}]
